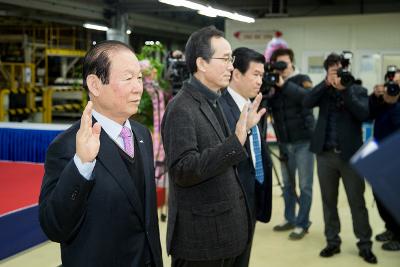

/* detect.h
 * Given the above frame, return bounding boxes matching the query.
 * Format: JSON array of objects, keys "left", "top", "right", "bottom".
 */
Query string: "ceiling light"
[
  {"left": 158, "top": 0, "right": 254, "bottom": 23},
  {"left": 159, "top": 0, "right": 204, "bottom": 10},
  {"left": 198, "top": 6, "right": 217, "bottom": 17},
  {"left": 83, "top": 23, "right": 109, "bottom": 31}
]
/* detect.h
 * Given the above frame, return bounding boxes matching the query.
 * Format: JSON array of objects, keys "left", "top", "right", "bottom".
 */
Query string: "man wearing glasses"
[{"left": 162, "top": 26, "right": 266, "bottom": 266}]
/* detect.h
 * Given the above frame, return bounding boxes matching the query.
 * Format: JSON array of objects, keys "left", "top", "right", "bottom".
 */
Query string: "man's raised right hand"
[{"left": 76, "top": 101, "right": 101, "bottom": 163}]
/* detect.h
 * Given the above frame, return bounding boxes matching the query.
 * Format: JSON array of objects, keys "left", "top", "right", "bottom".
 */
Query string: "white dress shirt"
[
  {"left": 227, "top": 87, "right": 261, "bottom": 168},
  {"left": 73, "top": 109, "right": 133, "bottom": 180}
]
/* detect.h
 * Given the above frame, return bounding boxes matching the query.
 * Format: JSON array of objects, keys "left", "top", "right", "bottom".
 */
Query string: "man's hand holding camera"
[
  {"left": 374, "top": 84, "right": 400, "bottom": 104},
  {"left": 326, "top": 67, "right": 346, "bottom": 91},
  {"left": 275, "top": 74, "right": 285, "bottom": 88}
]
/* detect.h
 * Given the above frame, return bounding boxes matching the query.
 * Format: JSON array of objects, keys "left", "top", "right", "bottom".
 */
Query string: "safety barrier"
[
  {"left": 0, "top": 87, "right": 46, "bottom": 121},
  {"left": 44, "top": 86, "right": 87, "bottom": 123},
  {"left": 0, "top": 86, "right": 87, "bottom": 123}
]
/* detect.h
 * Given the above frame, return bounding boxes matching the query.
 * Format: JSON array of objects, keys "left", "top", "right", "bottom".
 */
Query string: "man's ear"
[
  {"left": 232, "top": 69, "right": 242, "bottom": 82},
  {"left": 86, "top": 74, "right": 100, "bottom": 97},
  {"left": 196, "top": 57, "right": 207, "bottom": 73}
]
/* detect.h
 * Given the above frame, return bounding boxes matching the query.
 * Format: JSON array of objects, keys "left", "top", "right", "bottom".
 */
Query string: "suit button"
[{"left": 71, "top": 187, "right": 79, "bottom": 200}]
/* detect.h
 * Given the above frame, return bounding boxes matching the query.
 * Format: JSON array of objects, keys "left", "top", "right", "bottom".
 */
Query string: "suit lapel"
[
  {"left": 224, "top": 91, "right": 241, "bottom": 123},
  {"left": 223, "top": 91, "right": 253, "bottom": 160},
  {"left": 129, "top": 121, "right": 153, "bottom": 227},
  {"left": 197, "top": 96, "right": 226, "bottom": 141},
  {"left": 97, "top": 128, "right": 145, "bottom": 225}
]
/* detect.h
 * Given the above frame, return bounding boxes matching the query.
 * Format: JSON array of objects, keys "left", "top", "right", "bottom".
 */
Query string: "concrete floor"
[{"left": 1, "top": 158, "right": 400, "bottom": 267}]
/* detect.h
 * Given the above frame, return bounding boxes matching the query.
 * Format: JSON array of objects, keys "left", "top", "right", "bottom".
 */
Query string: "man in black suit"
[
  {"left": 219, "top": 47, "right": 273, "bottom": 266},
  {"left": 303, "top": 53, "right": 377, "bottom": 264},
  {"left": 39, "top": 40, "right": 162, "bottom": 267},
  {"left": 162, "top": 26, "right": 266, "bottom": 267}
]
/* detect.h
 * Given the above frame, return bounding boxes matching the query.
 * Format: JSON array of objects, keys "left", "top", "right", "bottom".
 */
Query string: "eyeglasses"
[{"left": 210, "top": 55, "right": 235, "bottom": 64}]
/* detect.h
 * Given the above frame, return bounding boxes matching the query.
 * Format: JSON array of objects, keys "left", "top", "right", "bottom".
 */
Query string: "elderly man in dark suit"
[
  {"left": 219, "top": 47, "right": 273, "bottom": 266},
  {"left": 39, "top": 40, "right": 162, "bottom": 267},
  {"left": 303, "top": 53, "right": 376, "bottom": 264},
  {"left": 161, "top": 26, "right": 266, "bottom": 267}
]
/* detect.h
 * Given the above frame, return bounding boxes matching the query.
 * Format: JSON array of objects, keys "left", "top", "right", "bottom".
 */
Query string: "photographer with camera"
[
  {"left": 369, "top": 66, "right": 400, "bottom": 251},
  {"left": 265, "top": 48, "right": 315, "bottom": 241},
  {"left": 303, "top": 52, "right": 377, "bottom": 264},
  {"left": 165, "top": 50, "right": 190, "bottom": 96}
]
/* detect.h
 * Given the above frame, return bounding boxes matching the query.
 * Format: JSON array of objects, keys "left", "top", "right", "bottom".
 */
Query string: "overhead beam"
[
  {"left": 127, "top": 13, "right": 199, "bottom": 36},
  {"left": 0, "top": 0, "right": 107, "bottom": 21}
]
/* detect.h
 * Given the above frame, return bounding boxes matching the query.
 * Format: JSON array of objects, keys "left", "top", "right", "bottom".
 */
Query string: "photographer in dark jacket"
[
  {"left": 303, "top": 53, "right": 376, "bottom": 264},
  {"left": 267, "top": 48, "right": 315, "bottom": 240},
  {"left": 369, "top": 69, "right": 400, "bottom": 251}
]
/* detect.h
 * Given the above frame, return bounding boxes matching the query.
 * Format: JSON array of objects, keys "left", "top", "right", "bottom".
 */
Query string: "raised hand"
[
  {"left": 76, "top": 101, "right": 101, "bottom": 163},
  {"left": 235, "top": 103, "right": 249, "bottom": 145},
  {"left": 326, "top": 68, "right": 336, "bottom": 86},
  {"left": 235, "top": 93, "right": 267, "bottom": 146},
  {"left": 246, "top": 93, "right": 267, "bottom": 130}
]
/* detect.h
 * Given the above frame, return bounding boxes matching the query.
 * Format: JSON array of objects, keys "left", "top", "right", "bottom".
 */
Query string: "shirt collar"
[
  {"left": 92, "top": 109, "right": 132, "bottom": 141},
  {"left": 227, "top": 86, "right": 251, "bottom": 111},
  {"left": 189, "top": 75, "right": 221, "bottom": 105}
]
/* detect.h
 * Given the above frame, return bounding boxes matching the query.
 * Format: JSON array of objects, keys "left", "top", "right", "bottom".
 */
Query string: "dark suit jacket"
[
  {"left": 161, "top": 81, "right": 251, "bottom": 261},
  {"left": 369, "top": 94, "right": 400, "bottom": 142},
  {"left": 219, "top": 89, "right": 272, "bottom": 224},
  {"left": 39, "top": 119, "right": 163, "bottom": 267},
  {"left": 303, "top": 81, "right": 369, "bottom": 161}
]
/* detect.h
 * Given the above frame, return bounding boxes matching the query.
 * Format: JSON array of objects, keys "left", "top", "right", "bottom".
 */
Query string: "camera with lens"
[
  {"left": 385, "top": 65, "right": 400, "bottom": 96},
  {"left": 337, "top": 51, "right": 355, "bottom": 88},
  {"left": 260, "top": 61, "right": 287, "bottom": 95},
  {"left": 166, "top": 54, "right": 190, "bottom": 96}
]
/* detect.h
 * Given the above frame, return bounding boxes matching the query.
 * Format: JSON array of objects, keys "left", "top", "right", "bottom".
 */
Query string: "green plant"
[{"left": 134, "top": 90, "right": 153, "bottom": 130}]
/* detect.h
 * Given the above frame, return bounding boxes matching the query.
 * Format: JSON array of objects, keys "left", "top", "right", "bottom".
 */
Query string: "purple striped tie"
[{"left": 120, "top": 126, "right": 134, "bottom": 157}]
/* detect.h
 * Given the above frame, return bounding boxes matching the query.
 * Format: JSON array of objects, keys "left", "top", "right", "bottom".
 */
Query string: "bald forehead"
[
  {"left": 107, "top": 46, "right": 136, "bottom": 59},
  {"left": 210, "top": 37, "right": 231, "bottom": 56}
]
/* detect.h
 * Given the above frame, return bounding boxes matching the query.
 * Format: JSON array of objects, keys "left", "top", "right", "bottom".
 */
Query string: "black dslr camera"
[
  {"left": 385, "top": 65, "right": 400, "bottom": 96},
  {"left": 166, "top": 53, "right": 190, "bottom": 96},
  {"left": 260, "top": 61, "right": 287, "bottom": 95},
  {"left": 337, "top": 51, "right": 355, "bottom": 87}
]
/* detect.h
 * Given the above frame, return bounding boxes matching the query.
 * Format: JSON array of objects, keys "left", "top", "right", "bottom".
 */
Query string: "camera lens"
[
  {"left": 386, "top": 82, "right": 400, "bottom": 96},
  {"left": 337, "top": 68, "right": 355, "bottom": 87}
]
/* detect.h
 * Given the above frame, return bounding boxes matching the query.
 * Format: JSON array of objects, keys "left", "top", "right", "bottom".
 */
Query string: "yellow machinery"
[{"left": 0, "top": 26, "right": 90, "bottom": 122}]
